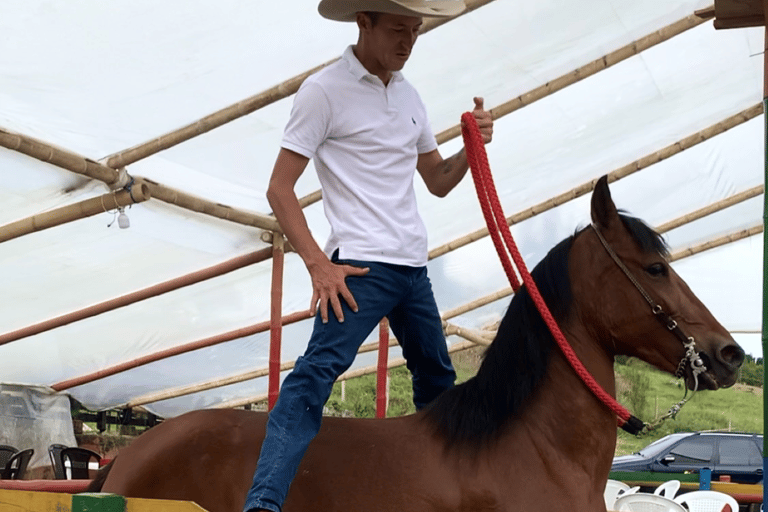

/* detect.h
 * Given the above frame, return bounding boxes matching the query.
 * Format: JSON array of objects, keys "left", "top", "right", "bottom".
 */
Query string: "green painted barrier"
[{"left": 72, "top": 493, "right": 126, "bottom": 512}]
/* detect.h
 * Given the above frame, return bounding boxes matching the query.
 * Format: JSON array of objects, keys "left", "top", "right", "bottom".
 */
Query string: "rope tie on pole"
[{"left": 461, "top": 112, "right": 641, "bottom": 433}]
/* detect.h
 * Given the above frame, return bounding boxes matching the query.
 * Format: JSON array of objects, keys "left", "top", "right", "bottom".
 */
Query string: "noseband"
[{"left": 591, "top": 224, "right": 706, "bottom": 431}]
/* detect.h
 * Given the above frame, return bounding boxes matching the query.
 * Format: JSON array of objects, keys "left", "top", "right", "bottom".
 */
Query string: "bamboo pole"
[
  {"left": 2, "top": 247, "right": 275, "bottom": 349},
  {"left": 669, "top": 224, "right": 763, "bottom": 262},
  {"left": 102, "top": 0, "right": 495, "bottom": 170},
  {"left": 655, "top": 185, "right": 764, "bottom": 234},
  {"left": 0, "top": 181, "right": 151, "bottom": 243},
  {"left": 376, "top": 318, "right": 390, "bottom": 418},
  {"left": 268, "top": 235, "right": 285, "bottom": 410},
  {"left": 212, "top": 341, "right": 479, "bottom": 410},
  {"left": 142, "top": 180, "right": 281, "bottom": 232},
  {"left": 435, "top": 9, "right": 715, "bottom": 144},
  {"left": 429, "top": 103, "right": 764, "bottom": 260},
  {"left": 52, "top": 309, "right": 312, "bottom": 393},
  {"left": 0, "top": 128, "right": 121, "bottom": 186}
]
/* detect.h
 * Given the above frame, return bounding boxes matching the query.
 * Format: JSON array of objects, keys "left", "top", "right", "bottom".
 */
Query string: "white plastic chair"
[
  {"left": 604, "top": 480, "right": 640, "bottom": 510},
  {"left": 614, "top": 492, "right": 688, "bottom": 512},
  {"left": 653, "top": 480, "right": 681, "bottom": 499},
  {"left": 673, "top": 490, "right": 740, "bottom": 512}
]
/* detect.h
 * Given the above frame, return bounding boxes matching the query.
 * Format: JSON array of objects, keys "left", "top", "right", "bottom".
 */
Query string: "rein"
[{"left": 461, "top": 112, "right": 702, "bottom": 435}]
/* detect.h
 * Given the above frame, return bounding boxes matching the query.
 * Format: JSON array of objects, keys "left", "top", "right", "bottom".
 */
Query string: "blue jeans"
[{"left": 243, "top": 258, "right": 456, "bottom": 512}]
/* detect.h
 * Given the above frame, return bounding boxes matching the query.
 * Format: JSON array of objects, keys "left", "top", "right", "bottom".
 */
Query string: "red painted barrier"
[{"left": 0, "top": 479, "right": 92, "bottom": 493}]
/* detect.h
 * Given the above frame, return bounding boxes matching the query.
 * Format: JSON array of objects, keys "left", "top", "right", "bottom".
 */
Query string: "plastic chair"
[
  {"left": 614, "top": 492, "right": 687, "bottom": 512},
  {"left": 604, "top": 480, "right": 641, "bottom": 510},
  {"left": 1, "top": 448, "right": 34, "bottom": 480},
  {"left": 0, "top": 445, "right": 18, "bottom": 470},
  {"left": 653, "top": 480, "right": 681, "bottom": 499},
  {"left": 48, "top": 443, "right": 69, "bottom": 479},
  {"left": 60, "top": 447, "right": 101, "bottom": 479},
  {"left": 673, "top": 490, "right": 740, "bottom": 512}
]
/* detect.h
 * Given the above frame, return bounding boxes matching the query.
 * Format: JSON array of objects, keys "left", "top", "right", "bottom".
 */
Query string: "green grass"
[
  {"left": 615, "top": 360, "right": 763, "bottom": 455},
  {"left": 325, "top": 350, "right": 763, "bottom": 458}
]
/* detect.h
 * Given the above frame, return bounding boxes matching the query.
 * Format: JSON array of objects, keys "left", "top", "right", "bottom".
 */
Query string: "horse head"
[{"left": 580, "top": 175, "right": 744, "bottom": 391}]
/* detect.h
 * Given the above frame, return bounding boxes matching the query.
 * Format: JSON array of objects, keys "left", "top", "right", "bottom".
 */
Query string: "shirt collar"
[{"left": 342, "top": 45, "right": 404, "bottom": 84}]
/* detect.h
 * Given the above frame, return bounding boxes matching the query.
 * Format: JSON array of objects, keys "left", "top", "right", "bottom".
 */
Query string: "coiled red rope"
[{"left": 461, "top": 112, "right": 639, "bottom": 431}]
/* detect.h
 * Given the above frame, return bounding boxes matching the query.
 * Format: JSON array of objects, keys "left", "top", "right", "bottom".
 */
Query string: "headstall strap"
[{"left": 590, "top": 224, "right": 707, "bottom": 433}]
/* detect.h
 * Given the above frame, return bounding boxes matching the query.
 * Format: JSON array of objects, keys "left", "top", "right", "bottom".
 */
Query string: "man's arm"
[
  {"left": 417, "top": 97, "right": 493, "bottom": 197},
  {"left": 266, "top": 148, "right": 368, "bottom": 323}
]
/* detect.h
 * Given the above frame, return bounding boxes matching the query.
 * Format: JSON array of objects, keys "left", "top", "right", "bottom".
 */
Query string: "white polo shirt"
[{"left": 281, "top": 45, "right": 438, "bottom": 267}]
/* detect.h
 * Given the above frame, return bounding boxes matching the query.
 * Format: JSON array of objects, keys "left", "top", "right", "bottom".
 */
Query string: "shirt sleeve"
[
  {"left": 281, "top": 80, "right": 332, "bottom": 159},
  {"left": 408, "top": 86, "right": 437, "bottom": 155}
]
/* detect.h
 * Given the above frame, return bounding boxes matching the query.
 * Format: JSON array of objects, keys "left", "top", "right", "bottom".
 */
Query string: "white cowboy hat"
[{"left": 318, "top": 0, "right": 466, "bottom": 22}]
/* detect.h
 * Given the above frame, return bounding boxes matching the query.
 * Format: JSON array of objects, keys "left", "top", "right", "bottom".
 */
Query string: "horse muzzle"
[{"left": 687, "top": 335, "right": 745, "bottom": 390}]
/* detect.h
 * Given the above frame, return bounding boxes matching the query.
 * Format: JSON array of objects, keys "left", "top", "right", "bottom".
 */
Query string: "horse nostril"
[{"left": 719, "top": 343, "right": 745, "bottom": 369}]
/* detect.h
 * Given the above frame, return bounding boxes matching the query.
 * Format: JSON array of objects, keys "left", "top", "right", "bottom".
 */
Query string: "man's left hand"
[{"left": 470, "top": 96, "right": 493, "bottom": 144}]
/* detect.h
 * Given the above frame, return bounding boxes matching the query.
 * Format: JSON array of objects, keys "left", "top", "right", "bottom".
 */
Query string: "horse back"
[{"left": 102, "top": 409, "right": 265, "bottom": 512}]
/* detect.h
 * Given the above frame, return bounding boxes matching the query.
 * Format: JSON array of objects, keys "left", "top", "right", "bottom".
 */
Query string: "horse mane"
[{"left": 422, "top": 213, "right": 667, "bottom": 448}]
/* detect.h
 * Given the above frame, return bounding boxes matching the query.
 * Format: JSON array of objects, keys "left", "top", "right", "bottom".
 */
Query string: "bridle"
[{"left": 591, "top": 224, "right": 707, "bottom": 432}]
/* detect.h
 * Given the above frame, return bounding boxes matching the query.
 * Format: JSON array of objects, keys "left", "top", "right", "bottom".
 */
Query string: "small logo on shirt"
[{"left": 411, "top": 117, "right": 416, "bottom": 125}]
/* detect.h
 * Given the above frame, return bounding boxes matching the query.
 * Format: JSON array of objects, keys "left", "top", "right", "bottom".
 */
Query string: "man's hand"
[
  {"left": 464, "top": 96, "right": 493, "bottom": 144},
  {"left": 307, "top": 258, "right": 369, "bottom": 323}
]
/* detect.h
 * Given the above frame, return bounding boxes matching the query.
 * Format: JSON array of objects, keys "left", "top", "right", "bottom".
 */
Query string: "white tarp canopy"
[{"left": 0, "top": 0, "right": 763, "bottom": 419}]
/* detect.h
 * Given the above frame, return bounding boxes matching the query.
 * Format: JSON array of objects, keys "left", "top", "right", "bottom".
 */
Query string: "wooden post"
[
  {"left": 268, "top": 234, "right": 285, "bottom": 410},
  {"left": 376, "top": 318, "right": 390, "bottom": 418}
]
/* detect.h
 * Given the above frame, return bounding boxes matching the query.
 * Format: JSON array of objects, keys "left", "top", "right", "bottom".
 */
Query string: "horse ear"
[{"left": 590, "top": 175, "right": 620, "bottom": 229}]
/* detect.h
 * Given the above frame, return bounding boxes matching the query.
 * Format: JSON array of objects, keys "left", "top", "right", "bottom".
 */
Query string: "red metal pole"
[
  {"left": 376, "top": 318, "right": 389, "bottom": 418},
  {"left": 268, "top": 236, "right": 285, "bottom": 410}
]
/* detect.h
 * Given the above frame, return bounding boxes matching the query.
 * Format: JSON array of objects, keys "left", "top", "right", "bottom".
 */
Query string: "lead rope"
[{"left": 461, "top": 113, "right": 643, "bottom": 434}]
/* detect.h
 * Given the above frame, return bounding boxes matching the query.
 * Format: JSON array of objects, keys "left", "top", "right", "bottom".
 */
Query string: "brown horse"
[{"left": 89, "top": 176, "right": 744, "bottom": 512}]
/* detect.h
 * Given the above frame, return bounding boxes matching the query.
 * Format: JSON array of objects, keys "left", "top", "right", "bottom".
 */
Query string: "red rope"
[{"left": 461, "top": 112, "right": 632, "bottom": 425}]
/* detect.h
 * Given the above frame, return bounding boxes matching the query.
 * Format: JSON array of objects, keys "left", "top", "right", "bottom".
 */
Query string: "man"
[{"left": 244, "top": 1, "right": 493, "bottom": 511}]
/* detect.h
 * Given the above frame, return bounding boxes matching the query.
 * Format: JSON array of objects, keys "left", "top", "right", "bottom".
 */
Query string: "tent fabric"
[
  {"left": 0, "top": 0, "right": 763, "bottom": 418},
  {"left": 0, "top": 384, "right": 77, "bottom": 469}
]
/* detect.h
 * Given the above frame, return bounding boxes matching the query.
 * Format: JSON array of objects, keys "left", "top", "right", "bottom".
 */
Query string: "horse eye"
[{"left": 645, "top": 262, "right": 667, "bottom": 277}]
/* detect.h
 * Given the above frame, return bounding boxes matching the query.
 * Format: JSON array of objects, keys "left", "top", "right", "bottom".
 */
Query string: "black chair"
[
  {"left": 60, "top": 447, "right": 101, "bottom": 479},
  {"left": 1, "top": 448, "right": 33, "bottom": 479},
  {"left": 48, "top": 443, "right": 68, "bottom": 480},
  {"left": 0, "top": 445, "right": 18, "bottom": 471}
]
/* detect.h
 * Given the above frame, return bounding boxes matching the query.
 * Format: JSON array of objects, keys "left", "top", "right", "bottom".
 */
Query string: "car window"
[
  {"left": 757, "top": 436, "right": 763, "bottom": 455},
  {"left": 719, "top": 438, "right": 762, "bottom": 466},
  {"left": 668, "top": 438, "right": 714, "bottom": 465},
  {"left": 637, "top": 434, "right": 689, "bottom": 457}
]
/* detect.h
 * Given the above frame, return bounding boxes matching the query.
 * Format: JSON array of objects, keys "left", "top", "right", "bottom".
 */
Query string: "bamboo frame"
[
  {"left": 107, "top": 208, "right": 762, "bottom": 408},
  {"left": 429, "top": 103, "right": 763, "bottom": 260},
  {"left": 210, "top": 217, "right": 762, "bottom": 411},
  {"left": 101, "top": 0, "right": 496, "bottom": 170},
  {"left": 293, "top": 9, "right": 717, "bottom": 212},
  {"left": 0, "top": 181, "right": 151, "bottom": 243},
  {"left": 52, "top": 180, "right": 762, "bottom": 399},
  {"left": 0, "top": 127, "right": 282, "bottom": 233}
]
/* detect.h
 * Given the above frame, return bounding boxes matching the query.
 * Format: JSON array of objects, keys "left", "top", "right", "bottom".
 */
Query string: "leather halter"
[{"left": 590, "top": 224, "right": 707, "bottom": 383}]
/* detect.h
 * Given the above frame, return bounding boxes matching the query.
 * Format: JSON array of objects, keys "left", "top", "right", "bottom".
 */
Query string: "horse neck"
[{"left": 508, "top": 320, "right": 618, "bottom": 479}]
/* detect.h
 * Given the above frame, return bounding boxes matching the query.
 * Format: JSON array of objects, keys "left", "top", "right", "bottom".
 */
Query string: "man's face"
[{"left": 363, "top": 12, "right": 423, "bottom": 72}]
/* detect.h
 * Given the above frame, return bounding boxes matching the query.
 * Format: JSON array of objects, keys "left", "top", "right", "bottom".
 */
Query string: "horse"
[{"left": 88, "top": 176, "right": 744, "bottom": 511}]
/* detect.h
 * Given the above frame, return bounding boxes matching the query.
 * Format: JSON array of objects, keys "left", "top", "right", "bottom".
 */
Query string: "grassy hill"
[{"left": 326, "top": 348, "right": 764, "bottom": 456}]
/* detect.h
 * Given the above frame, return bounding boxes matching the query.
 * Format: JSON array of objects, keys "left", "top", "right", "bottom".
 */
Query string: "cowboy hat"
[{"left": 318, "top": 0, "right": 466, "bottom": 22}]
